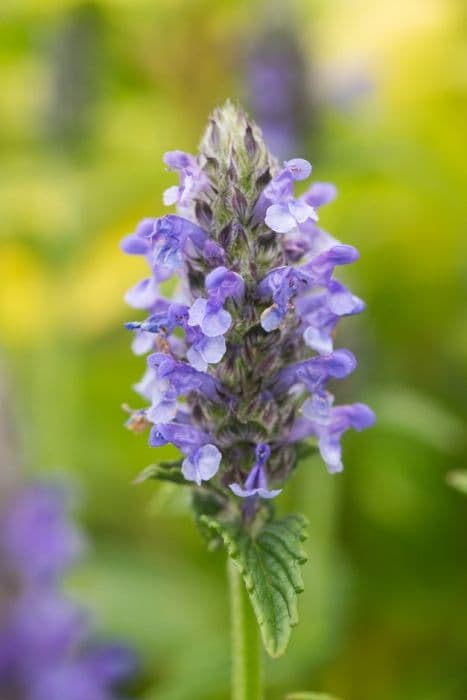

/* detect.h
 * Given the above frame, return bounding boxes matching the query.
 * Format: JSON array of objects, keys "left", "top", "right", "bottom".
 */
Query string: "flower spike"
[{"left": 122, "top": 101, "right": 374, "bottom": 512}]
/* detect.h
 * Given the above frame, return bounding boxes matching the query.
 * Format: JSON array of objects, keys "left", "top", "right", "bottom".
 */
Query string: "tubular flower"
[{"left": 122, "top": 102, "right": 374, "bottom": 517}]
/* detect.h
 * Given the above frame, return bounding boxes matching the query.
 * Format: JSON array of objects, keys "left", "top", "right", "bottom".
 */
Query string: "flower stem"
[{"left": 228, "top": 558, "right": 263, "bottom": 700}]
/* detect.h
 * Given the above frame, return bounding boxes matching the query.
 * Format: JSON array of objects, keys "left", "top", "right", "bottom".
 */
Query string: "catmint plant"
[{"left": 122, "top": 102, "right": 374, "bottom": 697}]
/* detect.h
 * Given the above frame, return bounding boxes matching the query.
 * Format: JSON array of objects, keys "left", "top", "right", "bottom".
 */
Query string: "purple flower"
[
  {"left": 119, "top": 217, "right": 154, "bottom": 255},
  {"left": 265, "top": 199, "right": 318, "bottom": 234},
  {"left": 181, "top": 444, "right": 222, "bottom": 486},
  {"left": 188, "top": 297, "right": 232, "bottom": 337},
  {"left": 203, "top": 239, "right": 226, "bottom": 266},
  {"left": 271, "top": 159, "right": 312, "bottom": 190},
  {"left": 126, "top": 304, "right": 184, "bottom": 336},
  {"left": 281, "top": 219, "right": 339, "bottom": 264},
  {"left": 143, "top": 376, "right": 177, "bottom": 424},
  {"left": 230, "top": 444, "right": 281, "bottom": 499},
  {"left": 301, "top": 182, "right": 337, "bottom": 208},
  {"left": 149, "top": 420, "right": 222, "bottom": 485},
  {"left": 258, "top": 245, "right": 361, "bottom": 333},
  {"left": 24, "top": 641, "right": 137, "bottom": 700},
  {"left": 0, "top": 484, "right": 136, "bottom": 699},
  {"left": 186, "top": 329, "right": 226, "bottom": 371},
  {"left": 246, "top": 26, "right": 310, "bottom": 160},
  {"left": 1, "top": 484, "right": 84, "bottom": 584},
  {"left": 152, "top": 215, "right": 206, "bottom": 269},
  {"left": 257, "top": 266, "right": 313, "bottom": 331},
  {"left": 145, "top": 353, "right": 223, "bottom": 424},
  {"left": 84, "top": 644, "right": 136, "bottom": 688},
  {"left": 124, "top": 277, "right": 160, "bottom": 310},
  {"left": 205, "top": 266, "right": 245, "bottom": 304},
  {"left": 4, "top": 592, "right": 88, "bottom": 669},
  {"left": 122, "top": 102, "right": 374, "bottom": 516},
  {"left": 149, "top": 419, "right": 209, "bottom": 449},
  {"left": 253, "top": 159, "right": 298, "bottom": 216},
  {"left": 188, "top": 266, "right": 244, "bottom": 337},
  {"left": 245, "top": 25, "right": 315, "bottom": 160},
  {"left": 300, "top": 244, "right": 360, "bottom": 284},
  {"left": 300, "top": 393, "right": 375, "bottom": 472},
  {"left": 133, "top": 367, "right": 159, "bottom": 401},
  {"left": 127, "top": 302, "right": 227, "bottom": 371},
  {"left": 26, "top": 661, "right": 118, "bottom": 700},
  {"left": 120, "top": 218, "right": 174, "bottom": 288},
  {"left": 130, "top": 329, "right": 154, "bottom": 355},
  {"left": 298, "top": 280, "right": 365, "bottom": 354},
  {"left": 148, "top": 354, "right": 219, "bottom": 398},
  {"left": 163, "top": 150, "right": 209, "bottom": 211},
  {"left": 274, "top": 349, "right": 356, "bottom": 395},
  {"left": 259, "top": 159, "right": 319, "bottom": 234},
  {"left": 260, "top": 162, "right": 340, "bottom": 240}
]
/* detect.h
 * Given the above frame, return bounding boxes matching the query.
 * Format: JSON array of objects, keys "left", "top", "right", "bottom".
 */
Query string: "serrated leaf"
[
  {"left": 286, "top": 694, "right": 341, "bottom": 700},
  {"left": 202, "top": 514, "right": 309, "bottom": 658},
  {"left": 133, "top": 460, "right": 184, "bottom": 485},
  {"left": 447, "top": 470, "right": 467, "bottom": 495}
]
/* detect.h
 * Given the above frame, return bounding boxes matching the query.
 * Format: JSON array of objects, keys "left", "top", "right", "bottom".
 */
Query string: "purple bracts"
[{"left": 122, "top": 102, "right": 374, "bottom": 506}]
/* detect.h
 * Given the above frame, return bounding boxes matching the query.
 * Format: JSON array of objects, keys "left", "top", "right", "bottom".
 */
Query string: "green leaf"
[
  {"left": 447, "top": 470, "right": 467, "bottom": 495},
  {"left": 133, "top": 460, "right": 185, "bottom": 485},
  {"left": 286, "top": 694, "right": 341, "bottom": 700},
  {"left": 202, "top": 513, "right": 309, "bottom": 658},
  {"left": 191, "top": 490, "right": 225, "bottom": 548}
]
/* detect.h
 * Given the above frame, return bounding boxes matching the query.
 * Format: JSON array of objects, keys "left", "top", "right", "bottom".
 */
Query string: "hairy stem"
[{"left": 228, "top": 558, "right": 263, "bottom": 700}]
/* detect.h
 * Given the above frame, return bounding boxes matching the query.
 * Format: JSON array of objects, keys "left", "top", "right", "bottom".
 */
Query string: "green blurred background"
[{"left": 1, "top": 0, "right": 466, "bottom": 698}]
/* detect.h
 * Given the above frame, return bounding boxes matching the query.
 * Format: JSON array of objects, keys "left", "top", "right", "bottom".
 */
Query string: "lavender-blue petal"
[
  {"left": 119, "top": 233, "right": 150, "bottom": 255},
  {"left": 302, "top": 182, "right": 337, "bottom": 208}
]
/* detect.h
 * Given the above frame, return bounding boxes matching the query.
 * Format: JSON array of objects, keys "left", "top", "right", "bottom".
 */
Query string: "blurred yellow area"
[{"left": 0, "top": 244, "right": 53, "bottom": 343}]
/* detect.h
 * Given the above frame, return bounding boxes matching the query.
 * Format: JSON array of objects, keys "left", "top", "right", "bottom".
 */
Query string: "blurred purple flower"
[
  {"left": 0, "top": 484, "right": 137, "bottom": 699},
  {"left": 1, "top": 484, "right": 84, "bottom": 585},
  {"left": 246, "top": 28, "right": 310, "bottom": 159}
]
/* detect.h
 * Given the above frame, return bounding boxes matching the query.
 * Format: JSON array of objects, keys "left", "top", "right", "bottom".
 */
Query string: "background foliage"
[{"left": 1, "top": 1, "right": 466, "bottom": 698}]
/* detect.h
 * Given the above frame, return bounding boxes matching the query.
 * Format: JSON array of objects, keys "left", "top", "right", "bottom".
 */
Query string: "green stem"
[{"left": 228, "top": 558, "right": 263, "bottom": 700}]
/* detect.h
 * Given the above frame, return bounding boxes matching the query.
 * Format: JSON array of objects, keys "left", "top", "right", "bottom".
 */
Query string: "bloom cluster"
[
  {"left": 122, "top": 102, "right": 374, "bottom": 516},
  {"left": 0, "top": 483, "right": 135, "bottom": 700}
]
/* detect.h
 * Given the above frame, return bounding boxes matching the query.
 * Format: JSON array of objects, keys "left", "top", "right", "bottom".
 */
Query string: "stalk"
[{"left": 228, "top": 558, "right": 263, "bottom": 700}]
